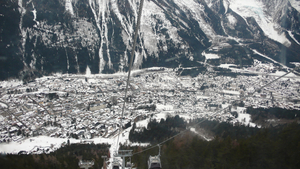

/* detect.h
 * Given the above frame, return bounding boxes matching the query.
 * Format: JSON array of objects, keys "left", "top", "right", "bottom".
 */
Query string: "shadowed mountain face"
[{"left": 0, "top": 0, "right": 300, "bottom": 80}]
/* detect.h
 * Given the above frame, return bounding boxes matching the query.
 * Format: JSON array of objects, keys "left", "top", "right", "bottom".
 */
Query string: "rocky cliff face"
[{"left": 0, "top": 0, "right": 300, "bottom": 80}]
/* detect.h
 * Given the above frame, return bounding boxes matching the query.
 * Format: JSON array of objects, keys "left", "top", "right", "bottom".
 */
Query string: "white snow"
[
  {"left": 0, "top": 102, "right": 8, "bottom": 109},
  {"left": 269, "top": 70, "right": 298, "bottom": 79},
  {"left": 237, "top": 107, "right": 256, "bottom": 127},
  {"left": 219, "top": 64, "right": 237, "bottom": 69},
  {"left": 202, "top": 52, "right": 220, "bottom": 60},
  {"left": 289, "top": 0, "right": 300, "bottom": 12},
  {"left": 65, "top": 0, "right": 74, "bottom": 15},
  {"left": 190, "top": 128, "right": 212, "bottom": 141},
  {"left": 153, "top": 112, "right": 168, "bottom": 121},
  {"left": 0, "top": 115, "right": 4, "bottom": 121},
  {"left": 229, "top": 0, "right": 291, "bottom": 46},
  {"left": 0, "top": 126, "right": 133, "bottom": 156},
  {"left": 197, "top": 95, "right": 210, "bottom": 99},
  {"left": 156, "top": 104, "right": 173, "bottom": 111},
  {"left": 140, "top": 0, "right": 185, "bottom": 61},
  {"left": 173, "top": 0, "right": 216, "bottom": 39},
  {"left": 204, "top": 0, "right": 213, "bottom": 8},
  {"left": 223, "top": 0, "right": 229, "bottom": 14},
  {"left": 85, "top": 66, "right": 92, "bottom": 76},
  {"left": 31, "top": 3, "right": 39, "bottom": 25},
  {"left": 136, "top": 118, "right": 150, "bottom": 128},
  {"left": 140, "top": 0, "right": 162, "bottom": 58},
  {"left": 130, "top": 142, "right": 150, "bottom": 147},
  {"left": 231, "top": 107, "right": 257, "bottom": 127},
  {"left": 227, "top": 14, "right": 237, "bottom": 25},
  {"left": 88, "top": 0, "right": 112, "bottom": 73},
  {"left": 0, "top": 79, "right": 22, "bottom": 88},
  {"left": 288, "top": 31, "right": 300, "bottom": 45},
  {"left": 252, "top": 49, "right": 289, "bottom": 69},
  {"left": 291, "top": 62, "right": 300, "bottom": 67},
  {"left": 0, "top": 136, "right": 70, "bottom": 154},
  {"left": 222, "top": 90, "right": 240, "bottom": 95},
  {"left": 237, "top": 113, "right": 255, "bottom": 126}
]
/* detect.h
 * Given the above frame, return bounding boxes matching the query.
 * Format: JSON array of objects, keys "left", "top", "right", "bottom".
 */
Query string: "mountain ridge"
[{"left": 0, "top": 0, "right": 300, "bottom": 80}]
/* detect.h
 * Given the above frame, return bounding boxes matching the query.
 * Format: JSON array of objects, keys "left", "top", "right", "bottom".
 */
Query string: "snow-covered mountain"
[{"left": 1, "top": 0, "right": 300, "bottom": 80}]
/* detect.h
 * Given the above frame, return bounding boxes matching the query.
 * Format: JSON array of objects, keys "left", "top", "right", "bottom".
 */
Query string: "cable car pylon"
[
  {"left": 148, "top": 145, "right": 162, "bottom": 169},
  {"left": 114, "top": 150, "right": 133, "bottom": 169}
]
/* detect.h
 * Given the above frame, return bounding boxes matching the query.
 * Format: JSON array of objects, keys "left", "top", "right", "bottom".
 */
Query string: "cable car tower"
[
  {"left": 114, "top": 150, "right": 133, "bottom": 169},
  {"left": 148, "top": 145, "right": 162, "bottom": 169}
]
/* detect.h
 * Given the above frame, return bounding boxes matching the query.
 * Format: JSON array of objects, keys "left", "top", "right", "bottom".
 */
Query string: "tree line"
[
  {"left": 128, "top": 122, "right": 300, "bottom": 169},
  {"left": 129, "top": 115, "right": 185, "bottom": 144}
]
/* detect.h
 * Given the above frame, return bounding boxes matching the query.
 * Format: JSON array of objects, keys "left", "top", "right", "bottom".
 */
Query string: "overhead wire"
[{"left": 116, "top": 0, "right": 145, "bottom": 149}]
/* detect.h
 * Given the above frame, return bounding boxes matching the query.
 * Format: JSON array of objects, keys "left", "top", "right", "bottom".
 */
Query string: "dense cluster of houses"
[{"left": 0, "top": 67, "right": 299, "bottom": 143}]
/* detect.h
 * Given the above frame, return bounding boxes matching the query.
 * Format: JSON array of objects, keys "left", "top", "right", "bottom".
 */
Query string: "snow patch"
[
  {"left": 0, "top": 102, "right": 8, "bottom": 109},
  {"left": 222, "top": 90, "right": 240, "bottom": 95},
  {"left": 227, "top": 14, "right": 237, "bottom": 25},
  {"left": 88, "top": 0, "right": 111, "bottom": 73},
  {"left": 85, "top": 66, "right": 92, "bottom": 77},
  {"left": 229, "top": 0, "right": 291, "bottom": 46},
  {"left": 0, "top": 136, "right": 72, "bottom": 154},
  {"left": 31, "top": 3, "right": 39, "bottom": 25},
  {"left": 153, "top": 112, "right": 168, "bottom": 121},
  {"left": 173, "top": 0, "right": 216, "bottom": 39},
  {"left": 288, "top": 31, "right": 300, "bottom": 45},
  {"left": 223, "top": 0, "right": 229, "bottom": 14},
  {"left": 0, "top": 127, "right": 133, "bottom": 156},
  {"left": 237, "top": 108, "right": 255, "bottom": 127},
  {"left": 0, "top": 79, "right": 22, "bottom": 88},
  {"left": 270, "top": 70, "right": 298, "bottom": 79},
  {"left": 141, "top": 0, "right": 161, "bottom": 58},
  {"left": 289, "top": 0, "right": 300, "bottom": 12},
  {"left": 219, "top": 64, "right": 237, "bottom": 69},
  {"left": 231, "top": 107, "right": 257, "bottom": 127},
  {"left": 202, "top": 52, "right": 220, "bottom": 60},
  {"left": 140, "top": 0, "right": 183, "bottom": 60},
  {"left": 136, "top": 118, "right": 149, "bottom": 129},
  {"left": 65, "top": 0, "right": 74, "bottom": 15},
  {"left": 197, "top": 95, "right": 210, "bottom": 99},
  {"left": 156, "top": 104, "right": 174, "bottom": 111},
  {"left": 190, "top": 128, "right": 212, "bottom": 141},
  {"left": 0, "top": 115, "right": 4, "bottom": 121},
  {"left": 204, "top": 0, "right": 213, "bottom": 8},
  {"left": 291, "top": 62, "right": 300, "bottom": 67},
  {"left": 252, "top": 49, "right": 289, "bottom": 69},
  {"left": 237, "top": 113, "right": 255, "bottom": 126}
]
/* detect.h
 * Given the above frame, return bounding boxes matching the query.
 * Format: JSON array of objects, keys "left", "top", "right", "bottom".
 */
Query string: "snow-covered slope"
[
  {"left": 290, "top": 0, "right": 300, "bottom": 11},
  {"left": 229, "top": 0, "right": 291, "bottom": 46}
]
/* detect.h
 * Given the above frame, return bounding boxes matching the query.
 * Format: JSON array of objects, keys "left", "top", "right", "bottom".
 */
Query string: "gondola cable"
[{"left": 116, "top": 0, "right": 145, "bottom": 150}]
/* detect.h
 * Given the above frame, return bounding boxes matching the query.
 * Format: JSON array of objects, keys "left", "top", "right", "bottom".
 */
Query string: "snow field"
[
  {"left": 289, "top": 0, "right": 300, "bottom": 12},
  {"left": 229, "top": 0, "right": 291, "bottom": 46}
]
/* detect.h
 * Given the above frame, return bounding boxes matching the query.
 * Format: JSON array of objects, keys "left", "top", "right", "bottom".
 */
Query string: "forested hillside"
[
  {"left": 128, "top": 122, "right": 300, "bottom": 169},
  {"left": 1, "top": 117, "right": 300, "bottom": 169}
]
